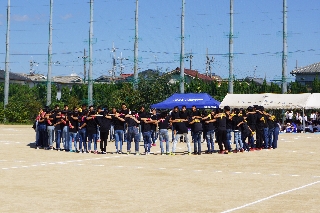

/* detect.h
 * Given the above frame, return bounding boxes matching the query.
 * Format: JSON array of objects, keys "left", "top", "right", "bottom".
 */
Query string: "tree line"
[{"left": 1, "top": 71, "right": 319, "bottom": 123}]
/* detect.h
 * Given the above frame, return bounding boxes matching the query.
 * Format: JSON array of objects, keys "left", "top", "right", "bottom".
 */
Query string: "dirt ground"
[{"left": 0, "top": 125, "right": 320, "bottom": 213}]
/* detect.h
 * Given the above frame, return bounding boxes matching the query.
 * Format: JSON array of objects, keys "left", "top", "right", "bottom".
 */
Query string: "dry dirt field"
[{"left": 0, "top": 125, "right": 320, "bottom": 213}]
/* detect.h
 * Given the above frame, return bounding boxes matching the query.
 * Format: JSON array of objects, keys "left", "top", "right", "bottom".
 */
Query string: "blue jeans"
[
  {"left": 37, "top": 124, "right": 47, "bottom": 147},
  {"left": 78, "top": 128, "right": 87, "bottom": 151},
  {"left": 69, "top": 132, "right": 78, "bottom": 151},
  {"left": 151, "top": 130, "right": 158, "bottom": 144},
  {"left": 143, "top": 131, "right": 152, "bottom": 153},
  {"left": 114, "top": 130, "right": 124, "bottom": 152},
  {"left": 47, "top": 126, "right": 55, "bottom": 147},
  {"left": 273, "top": 126, "right": 280, "bottom": 148},
  {"left": 109, "top": 125, "right": 115, "bottom": 141},
  {"left": 88, "top": 133, "right": 97, "bottom": 151},
  {"left": 159, "top": 129, "right": 170, "bottom": 153},
  {"left": 226, "top": 129, "right": 232, "bottom": 150},
  {"left": 263, "top": 127, "right": 269, "bottom": 148},
  {"left": 268, "top": 127, "right": 274, "bottom": 148},
  {"left": 172, "top": 133, "right": 190, "bottom": 153},
  {"left": 127, "top": 126, "right": 139, "bottom": 152},
  {"left": 192, "top": 131, "right": 202, "bottom": 153},
  {"left": 62, "top": 126, "right": 69, "bottom": 150},
  {"left": 55, "top": 128, "right": 61, "bottom": 149},
  {"left": 206, "top": 130, "right": 215, "bottom": 152},
  {"left": 234, "top": 130, "right": 243, "bottom": 150}
]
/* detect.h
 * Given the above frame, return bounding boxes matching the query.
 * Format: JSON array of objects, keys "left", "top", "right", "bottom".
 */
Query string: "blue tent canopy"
[{"left": 151, "top": 93, "right": 220, "bottom": 109}]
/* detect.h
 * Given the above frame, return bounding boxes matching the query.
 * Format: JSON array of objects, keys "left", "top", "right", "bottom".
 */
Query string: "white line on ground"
[{"left": 220, "top": 180, "right": 320, "bottom": 213}]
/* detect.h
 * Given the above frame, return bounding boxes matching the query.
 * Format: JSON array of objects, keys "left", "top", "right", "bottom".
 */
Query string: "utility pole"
[
  {"left": 82, "top": 48, "right": 88, "bottom": 82},
  {"left": 180, "top": 0, "right": 185, "bottom": 93},
  {"left": 133, "top": 0, "right": 139, "bottom": 88},
  {"left": 189, "top": 54, "right": 193, "bottom": 70},
  {"left": 47, "top": 0, "right": 53, "bottom": 106},
  {"left": 228, "top": 0, "right": 234, "bottom": 94},
  {"left": 88, "top": 0, "right": 94, "bottom": 106},
  {"left": 282, "top": 0, "right": 288, "bottom": 94},
  {"left": 111, "top": 42, "right": 116, "bottom": 80},
  {"left": 205, "top": 48, "right": 209, "bottom": 76},
  {"left": 4, "top": 0, "right": 10, "bottom": 109}
]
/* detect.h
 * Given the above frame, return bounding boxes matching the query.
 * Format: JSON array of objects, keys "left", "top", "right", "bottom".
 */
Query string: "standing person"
[
  {"left": 224, "top": 106, "right": 233, "bottom": 152},
  {"left": 61, "top": 105, "right": 70, "bottom": 151},
  {"left": 37, "top": 110, "right": 47, "bottom": 149},
  {"left": 215, "top": 108, "right": 228, "bottom": 154},
  {"left": 96, "top": 108, "right": 112, "bottom": 154},
  {"left": 141, "top": 114, "right": 155, "bottom": 155},
  {"left": 109, "top": 107, "right": 117, "bottom": 142},
  {"left": 125, "top": 111, "right": 140, "bottom": 155},
  {"left": 246, "top": 106, "right": 257, "bottom": 150},
  {"left": 179, "top": 105, "right": 188, "bottom": 143},
  {"left": 69, "top": 107, "right": 79, "bottom": 152},
  {"left": 78, "top": 110, "right": 87, "bottom": 153},
  {"left": 170, "top": 106, "right": 180, "bottom": 142},
  {"left": 120, "top": 103, "right": 129, "bottom": 144},
  {"left": 171, "top": 116, "right": 191, "bottom": 155},
  {"left": 255, "top": 106, "right": 264, "bottom": 150},
  {"left": 112, "top": 111, "right": 126, "bottom": 154},
  {"left": 204, "top": 110, "right": 217, "bottom": 154},
  {"left": 53, "top": 110, "right": 62, "bottom": 151},
  {"left": 86, "top": 110, "right": 98, "bottom": 154},
  {"left": 272, "top": 118, "right": 280, "bottom": 149},
  {"left": 189, "top": 115, "right": 203, "bottom": 155},
  {"left": 267, "top": 114, "right": 275, "bottom": 149},
  {"left": 157, "top": 111, "right": 171, "bottom": 155},
  {"left": 150, "top": 108, "right": 158, "bottom": 146},
  {"left": 261, "top": 108, "right": 270, "bottom": 149},
  {"left": 231, "top": 108, "right": 244, "bottom": 153},
  {"left": 239, "top": 117, "right": 252, "bottom": 152},
  {"left": 138, "top": 106, "right": 147, "bottom": 142},
  {"left": 46, "top": 110, "right": 55, "bottom": 150}
]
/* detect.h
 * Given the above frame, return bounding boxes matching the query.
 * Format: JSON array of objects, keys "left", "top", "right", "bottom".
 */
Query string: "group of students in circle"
[{"left": 34, "top": 103, "right": 280, "bottom": 155}]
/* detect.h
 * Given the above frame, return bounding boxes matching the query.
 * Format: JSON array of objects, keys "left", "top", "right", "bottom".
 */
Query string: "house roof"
[
  {"left": 0, "top": 70, "right": 31, "bottom": 81},
  {"left": 169, "top": 68, "right": 222, "bottom": 81},
  {"left": 53, "top": 75, "right": 83, "bottom": 84},
  {"left": 19, "top": 73, "right": 47, "bottom": 82},
  {"left": 291, "top": 62, "right": 320, "bottom": 74}
]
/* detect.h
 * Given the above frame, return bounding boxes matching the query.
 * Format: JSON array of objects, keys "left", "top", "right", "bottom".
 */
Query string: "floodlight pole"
[
  {"left": 282, "top": 0, "right": 288, "bottom": 94},
  {"left": 47, "top": 0, "right": 53, "bottom": 106},
  {"left": 228, "top": 0, "right": 234, "bottom": 94},
  {"left": 4, "top": 0, "right": 10, "bottom": 109},
  {"left": 180, "top": 0, "right": 185, "bottom": 93},
  {"left": 133, "top": 0, "right": 139, "bottom": 88},
  {"left": 88, "top": 0, "right": 94, "bottom": 105}
]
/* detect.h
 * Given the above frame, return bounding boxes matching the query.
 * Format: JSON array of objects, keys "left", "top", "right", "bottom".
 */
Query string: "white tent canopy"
[{"left": 220, "top": 93, "right": 320, "bottom": 109}]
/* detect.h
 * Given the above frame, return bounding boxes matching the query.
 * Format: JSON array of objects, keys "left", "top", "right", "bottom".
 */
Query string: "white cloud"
[
  {"left": 12, "top": 14, "right": 29, "bottom": 22},
  {"left": 61, "top": 14, "right": 72, "bottom": 20}
]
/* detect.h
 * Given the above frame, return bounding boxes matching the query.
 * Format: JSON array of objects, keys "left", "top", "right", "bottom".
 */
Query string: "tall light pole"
[
  {"left": 47, "top": 0, "right": 53, "bottom": 106},
  {"left": 282, "top": 0, "right": 288, "bottom": 94},
  {"left": 228, "top": 0, "right": 234, "bottom": 94},
  {"left": 88, "top": 0, "right": 94, "bottom": 105},
  {"left": 4, "top": 0, "right": 10, "bottom": 108},
  {"left": 180, "top": 0, "right": 185, "bottom": 93},
  {"left": 133, "top": 0, "right": 139, "bottom": 88}
]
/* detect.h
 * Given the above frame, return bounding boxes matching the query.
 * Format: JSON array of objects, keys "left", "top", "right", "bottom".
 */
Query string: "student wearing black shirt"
[
  {"left": 150, "top": 108, "right": 158, "bottom": 146},
  {"left": 96, "top": 109, "right": 112, "bottom": 154},
  {"left": 78, "top": 111, "right": 87, "bottom": 153},
  {"left": 216, "top": 108, "right": 229, "bottom": 154},
  {"left": 109, "top": 107, "right": 117, "bottom": 142},
  {"left": 190, "top": 116, "right": 203, "bottom": 155},
  {"left": 141, "top": 114, "right": 156, "bottom": 155},
  {"left": 46, "top": 110, "right": 55, "bottom": 150},
  {"left": 125, "top": 111, "right": 140, "bottom": 155},
  {"left": 69, "top": 107, "right": 79, "bottom": 152},
  {"left": 224, "top": 106, "right": 233, "bottom": 152},
  {"left": 267, "top": 113, "right": 275, "bottom": 149},
  {"left": 120, "top": 103, "right": 129, "bottom": 143},
  {"left": 246, "top": 106, "right": 257, "bottom": 150},
  {"left": 61, "top": 105, "right": 70, "bottom": 151},
  {"left": 231, "top": 108, "right": 244, "bottom": 153},
  {"left": 170, "top": 106, "right": 180, "bottom": 142},
  {"left": 204, "top": 110, "right": 216, "bottom": 154},
  {"left": 157, "top": 111, "right": 171, "bottom": 155},
  {"left": 261, "top": 107, "right": 270, "bottom": 149},
  {"left": 37, "top": 109, "right": 47, "bottom": 149},
  {"left": 255, "top": 106, "right": 265, "bottom": 150},
  {"left": 138, "top": 106, "right": 147, "bottom": 142},
  {"left": 171, "top": 116, "right": 190, "bottom": 155},
  {"left": 86, "top": 111, "right": 99, "bottom": 154},
  {"left": 112, "top": 111, "right": 126, "bottom": 154}
]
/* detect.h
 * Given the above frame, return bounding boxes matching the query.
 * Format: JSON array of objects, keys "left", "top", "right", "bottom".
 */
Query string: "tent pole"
[{"left": 302, "top": 108, "right": 305, "bottom": 133}]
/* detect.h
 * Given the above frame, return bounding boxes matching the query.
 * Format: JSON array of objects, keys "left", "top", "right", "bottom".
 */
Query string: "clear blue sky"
[{"left": 0, "top": 0, "right": 319, "bottom": 81}]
